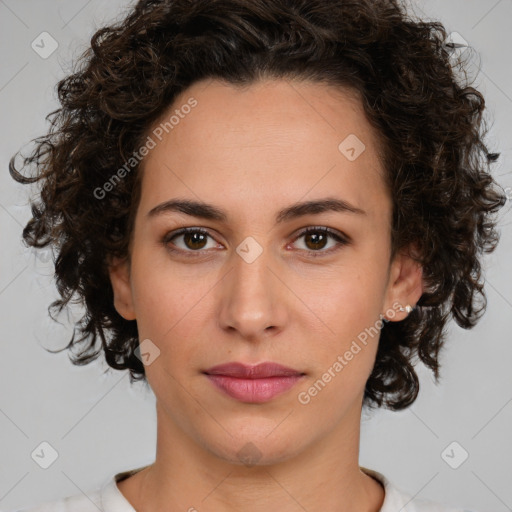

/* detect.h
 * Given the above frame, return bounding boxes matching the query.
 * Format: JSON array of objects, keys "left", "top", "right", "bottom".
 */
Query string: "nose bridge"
[{"left": 218, "top": 236, "right": 286, "bottom": 337}]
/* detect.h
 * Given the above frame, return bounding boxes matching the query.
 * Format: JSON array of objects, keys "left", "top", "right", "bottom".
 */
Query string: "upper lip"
[{"left": 204, "top": 362, "right": 304, "bottom": 378}]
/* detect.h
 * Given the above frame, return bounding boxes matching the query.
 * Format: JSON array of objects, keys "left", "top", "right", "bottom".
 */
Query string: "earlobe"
[{"left": 108, "top": 256, "right": 136, "bottom": 321}]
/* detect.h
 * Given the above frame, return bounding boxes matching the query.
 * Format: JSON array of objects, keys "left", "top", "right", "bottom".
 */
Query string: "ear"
[
  {"left": 108, "top": 256, "right": 136, "bottom": 321},
  {"left": 382, "top": 243, "right": 423, "bottom": 322}
]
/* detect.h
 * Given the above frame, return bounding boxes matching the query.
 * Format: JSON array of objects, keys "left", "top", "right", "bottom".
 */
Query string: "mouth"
[{"left": 203, "top": 362, "right": 306, "bottom": 403}]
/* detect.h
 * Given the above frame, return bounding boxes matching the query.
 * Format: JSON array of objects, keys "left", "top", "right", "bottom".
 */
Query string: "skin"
[{"left": 109, "top": 77, "right": 423, "bottom": 512}]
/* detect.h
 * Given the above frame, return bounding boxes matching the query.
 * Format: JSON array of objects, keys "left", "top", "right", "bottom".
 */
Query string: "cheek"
[
  {"left": 129, "top": 248, "right": 212, "bottom": 344},
  {"left": 297, "top": 265, "right": 385, "bottom": 390},
  {"left": 297, "top": 278, "right": 382, "bottom": 409},
  {"left": 304, "top": 265, "right": 383, "bottom": 338}
]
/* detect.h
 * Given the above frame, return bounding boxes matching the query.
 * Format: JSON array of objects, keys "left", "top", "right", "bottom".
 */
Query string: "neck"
[{"left": 120, "top": 400, "right": 384, "bottom": 512}]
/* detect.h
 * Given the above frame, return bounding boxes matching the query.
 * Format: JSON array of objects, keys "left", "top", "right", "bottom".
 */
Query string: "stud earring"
[{"left": 398, "top": 304, "right": 413, "bottom": 313}]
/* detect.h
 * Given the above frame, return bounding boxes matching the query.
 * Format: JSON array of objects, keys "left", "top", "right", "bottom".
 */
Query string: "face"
[{"left": 109, "top": 78, "right": 422, "bottom": 466}]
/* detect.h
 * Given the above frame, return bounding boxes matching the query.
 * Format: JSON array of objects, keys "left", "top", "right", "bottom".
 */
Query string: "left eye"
[
  {"left": 292, "top": 227, "right": 348, "bottom": 254},
  {"left": 162, "top": 226, "right": 349, "bottom": 256}
]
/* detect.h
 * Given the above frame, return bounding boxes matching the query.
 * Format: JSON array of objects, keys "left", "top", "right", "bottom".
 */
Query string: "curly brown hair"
[{"left": 9, "top": 0, "right": 506, "bottom": 410}]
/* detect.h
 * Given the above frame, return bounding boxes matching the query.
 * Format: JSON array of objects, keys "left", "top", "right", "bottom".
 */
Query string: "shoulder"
[
  {"left": 8, "top": 466, "right": 147, "bottom": 512},
  {"left": 361, "top": 467, "right": 479, "bottom": 512},
  {"left": 8, "top": 489, "right": 102, "bottom": 512}
]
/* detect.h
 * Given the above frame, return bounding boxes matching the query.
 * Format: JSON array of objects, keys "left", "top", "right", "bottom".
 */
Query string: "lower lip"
[{"left": 205, "top": 374, "right": 304, "bottom": 403}]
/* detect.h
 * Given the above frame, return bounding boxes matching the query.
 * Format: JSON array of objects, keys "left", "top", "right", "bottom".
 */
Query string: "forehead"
[{"left": 139, "top": 78, "right": 389, "bottom": 221}]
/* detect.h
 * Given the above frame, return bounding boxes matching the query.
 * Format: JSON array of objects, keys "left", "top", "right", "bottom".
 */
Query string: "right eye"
[{"left": 162, "top": 227, "right": 222, "bottom": 256}]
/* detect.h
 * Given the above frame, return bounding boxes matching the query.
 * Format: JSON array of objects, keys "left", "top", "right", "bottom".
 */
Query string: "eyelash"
[{"left": 161, "top": 226, "right": 349, "bottom": 259}]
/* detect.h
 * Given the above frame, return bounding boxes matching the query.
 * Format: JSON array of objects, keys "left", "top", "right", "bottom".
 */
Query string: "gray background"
[{"left": 1, "top": 0, "right": 511, "bottom": 510}]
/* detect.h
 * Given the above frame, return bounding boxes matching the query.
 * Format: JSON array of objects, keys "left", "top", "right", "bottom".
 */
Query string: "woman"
[{"left": 9, "top": 0, "right": 506, "bottom": 510}]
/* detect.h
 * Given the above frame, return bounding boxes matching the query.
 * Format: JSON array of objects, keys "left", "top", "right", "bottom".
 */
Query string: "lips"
[
  {"left": 204, "top": 362, "right": 304, "bottom": 378},
  {"left": 203, "top": 362, "right": 305, "bottom": 403}
]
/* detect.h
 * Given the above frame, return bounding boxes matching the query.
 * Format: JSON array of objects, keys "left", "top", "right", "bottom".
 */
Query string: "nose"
[{"left": 217, "top": 241, "right": 288, "bottom": 342}]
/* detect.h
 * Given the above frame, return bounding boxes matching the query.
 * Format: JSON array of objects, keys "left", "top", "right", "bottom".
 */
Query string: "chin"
[{"left": 202, "top": 428, "right": 306, "bottom": 468}]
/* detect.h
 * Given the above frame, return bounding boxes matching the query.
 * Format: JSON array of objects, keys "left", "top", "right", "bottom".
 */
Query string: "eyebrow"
[{"left": 147, "top": 197, "right": 366, "bottom": 223}]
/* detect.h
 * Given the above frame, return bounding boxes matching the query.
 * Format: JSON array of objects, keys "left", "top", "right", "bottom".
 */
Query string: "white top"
[{"left": 11, "top": 466, "right": 474, "bottom": 512}]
